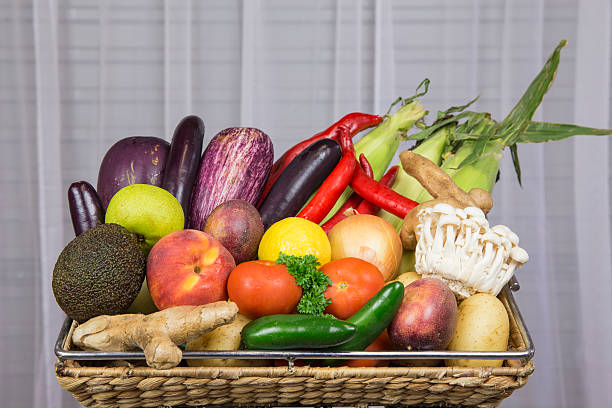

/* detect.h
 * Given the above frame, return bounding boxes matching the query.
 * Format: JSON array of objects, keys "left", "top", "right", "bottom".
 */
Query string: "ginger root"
[
  {"left": 399, "top": 150, "right": 493, "bottom": 250},
  {"left": 72, "top": 301, "right": 238, "bottom": 369}
]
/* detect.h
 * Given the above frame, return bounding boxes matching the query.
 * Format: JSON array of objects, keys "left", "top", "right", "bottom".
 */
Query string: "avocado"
[{"left": 52, "top": 223, "right": 146, "bottom": 323}]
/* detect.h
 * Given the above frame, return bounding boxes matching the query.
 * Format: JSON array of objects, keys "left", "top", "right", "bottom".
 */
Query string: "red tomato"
[
  {"left": 227, "top": 260, "right": 302, "bottom": 319},
  {"left": 321, "top": 257, "right": 385, "bottom": 320},
  {"left": 345, "top": 330, "right": 392, "bottom": 367}
]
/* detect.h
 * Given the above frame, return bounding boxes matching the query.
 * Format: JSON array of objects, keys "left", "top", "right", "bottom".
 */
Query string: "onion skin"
[{"left": 328, "top": 214, "right": 403, "bottom": 281}]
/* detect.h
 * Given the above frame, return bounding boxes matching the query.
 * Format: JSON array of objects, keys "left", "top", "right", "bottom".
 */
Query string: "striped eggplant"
[
  {"left": 188, "top": 127, "right": 273, "bottom": 230},
  {"left": 97, "top": 136, "right": 170, "bottom": 209}
]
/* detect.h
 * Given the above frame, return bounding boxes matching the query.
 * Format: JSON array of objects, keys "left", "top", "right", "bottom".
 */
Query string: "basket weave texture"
[{"left": 55, "top": 294, "right": 534, "bottom": 408}]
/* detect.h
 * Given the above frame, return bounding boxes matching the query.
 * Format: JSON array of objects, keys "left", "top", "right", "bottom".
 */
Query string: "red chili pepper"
[
  {"left": 321, "top": 154, "right": 375, "bottom": 233},
  {"left": 350, "top": 162, "right": 418, "bottom": 219},
  {"left": 354, "top": 165, "right": 400, "bottom": 215},
  {"left": 359, "top": 153, "right": 374, "bottom": 178},
  {"left": 258, "top": 113, "right": 382, "bottom": 207},
  {"left": 297, "top": 126, "right": 357, "bottom": 224}
]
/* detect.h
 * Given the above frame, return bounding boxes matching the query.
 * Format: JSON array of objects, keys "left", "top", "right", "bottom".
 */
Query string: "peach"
[{"left": 147, "top": 229, "right": 236, "bottom": 309}]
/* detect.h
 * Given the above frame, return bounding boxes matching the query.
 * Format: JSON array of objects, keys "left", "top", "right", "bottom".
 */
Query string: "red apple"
[
  {"left": 388, "top": 278, "right": 457, "bottom": 351},
  {"left": 147, "top": 229, "right": 236, "bottom": 309}
]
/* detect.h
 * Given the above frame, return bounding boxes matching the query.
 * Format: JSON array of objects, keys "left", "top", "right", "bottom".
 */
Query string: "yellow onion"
[{"left": 328, "top": 214, "right": 403, "bottom": 281}]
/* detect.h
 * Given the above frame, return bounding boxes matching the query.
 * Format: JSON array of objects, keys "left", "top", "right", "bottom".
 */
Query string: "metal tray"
[{"left": 55, "top": 277, "right": 534, "bottom": 365}]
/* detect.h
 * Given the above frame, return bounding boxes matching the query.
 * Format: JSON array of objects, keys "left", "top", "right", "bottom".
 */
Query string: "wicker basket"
[{"left": 55, "top": 289, "right": 534, "bottom": 408}]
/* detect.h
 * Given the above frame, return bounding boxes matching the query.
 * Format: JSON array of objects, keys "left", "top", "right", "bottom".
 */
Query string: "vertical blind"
[{"left": 1, "top": 0, "right": 611, "bottom": 407}]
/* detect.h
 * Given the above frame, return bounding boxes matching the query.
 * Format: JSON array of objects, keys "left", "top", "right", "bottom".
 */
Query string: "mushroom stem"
[{"left": 413, "top": 203, "right": 529, "bottom": 298}]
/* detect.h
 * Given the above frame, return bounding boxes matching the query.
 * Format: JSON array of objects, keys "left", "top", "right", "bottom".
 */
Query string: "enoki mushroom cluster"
[{"left": 414, "top": 203, "right": 529, "bottom": 299}]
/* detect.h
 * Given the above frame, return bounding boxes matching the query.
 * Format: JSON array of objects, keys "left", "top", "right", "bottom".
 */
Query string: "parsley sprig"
[{"left": 276, "top": 253, "right": 332, "bottom": 316}]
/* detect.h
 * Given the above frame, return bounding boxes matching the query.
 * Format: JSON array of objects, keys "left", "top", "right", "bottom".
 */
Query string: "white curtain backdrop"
[{"left": 1, "top": 1, "right": 611, "bottom": 407}]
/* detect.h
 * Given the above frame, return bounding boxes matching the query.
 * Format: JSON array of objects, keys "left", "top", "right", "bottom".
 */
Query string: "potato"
[
  {"left": 445, "top": 293, "right": 509, "bottom": 368},
  {"left": 186, "top": 313, "right": 270, "bottom": 367}
]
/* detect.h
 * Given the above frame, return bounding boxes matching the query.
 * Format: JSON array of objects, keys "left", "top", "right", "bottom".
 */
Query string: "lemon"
[{"left": 258, "top": 217, "right": 331, "bottom": 264}]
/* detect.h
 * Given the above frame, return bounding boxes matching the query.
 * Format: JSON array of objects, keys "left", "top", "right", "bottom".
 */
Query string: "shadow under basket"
[{"left": 55, "top": 285, "right": 534, "bottom": 408}]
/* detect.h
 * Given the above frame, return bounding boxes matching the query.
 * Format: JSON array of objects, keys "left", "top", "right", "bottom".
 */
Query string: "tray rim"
[{"left": 54, "top": 283, "right": 534, "bottom": 363}]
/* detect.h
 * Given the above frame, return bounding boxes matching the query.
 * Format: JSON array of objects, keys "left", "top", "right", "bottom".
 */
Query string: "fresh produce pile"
[{"left": 54, "top": 40, "right": 611, "bottom": 370}]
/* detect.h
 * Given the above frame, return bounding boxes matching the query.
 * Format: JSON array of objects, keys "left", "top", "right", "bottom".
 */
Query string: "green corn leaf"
[
  {"left": 451, "top": 40, "right": 567, "bottom": 180},
  {"left": 499, "top": 40, "right": 567, "bottom": 146},
  {"left": 407, "top": 95, "right": 483, "bottom": 142},
  {"left": 386, "top": 79, "right": 431, "bottom": 116},
  {"left": 456, "top": 135, "right": 491, "bottom": 169},
  {"left": 452, "top": 115, "right": 499, "bottom": 168},
  {"left": 395, "top": 78, "right": 430, "bottom": 113},
  {"left": 407, "top": 110, "right": 479, "bottom": 141},
  {"left": 451, "top": 132, "right": 483, "bottom": 141},
  {"left": 408, "top": 78, "right": 431, "bottom": 103},
  {"left": 509, "top": 143, "right": 522, "bottom": 187},
  {"left": 519, "top": 121, "right": 612, "bottom": 143},
  {"left": 406, "top": 40, "right": 611, "bottom": 190},
  {"left": 436, "top": 94, "right": 481, "bottom": 121},
  {"left": 452, "top": 112, "right": 496, "bottom": 142},
  {"left": 385, "top": 97, "right": 403, "bottom": 115}
]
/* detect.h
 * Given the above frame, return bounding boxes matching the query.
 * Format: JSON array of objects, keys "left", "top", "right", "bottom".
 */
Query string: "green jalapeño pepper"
[
  {"left": 241, "top": 314, "right": 357, "bottom": 350},
  {"left": 320, "top": 281, "right": 404, "bottom": 366}
]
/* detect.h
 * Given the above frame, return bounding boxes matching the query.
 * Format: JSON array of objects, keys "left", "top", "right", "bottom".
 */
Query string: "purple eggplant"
[
  {"left": 68, "top": 181, "right": 105, "bottom": 236},
  {"left": 188, "top": 127, "right": 273, "bottom": 230},
  {"left": 162, "top": 115, "right": 205, "bottom": 223},
  {"left": 258, "top": 138, "right": 341, "bottom": 230},
  {"left": 97, "top": 136, "right": 170, "bottom": 209}
]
